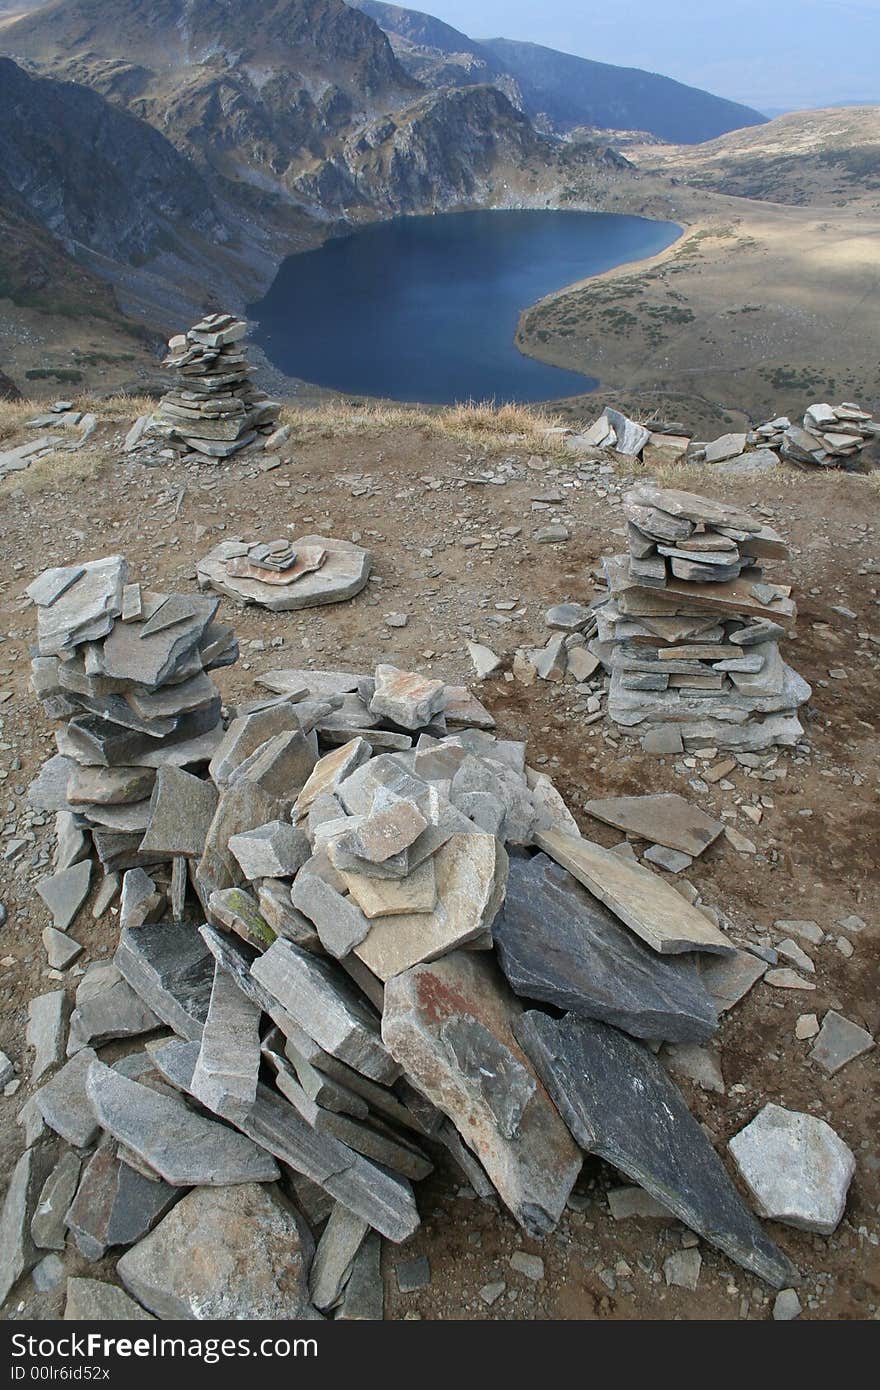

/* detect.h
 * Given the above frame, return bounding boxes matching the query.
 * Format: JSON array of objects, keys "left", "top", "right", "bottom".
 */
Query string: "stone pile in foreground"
[
  {"left": 12, "top": 575, "right": 864, "bottom": 1314},
  {"left": 156, "top": 314, "right": 280, "bottom": 459},
  {"left": 592, "top": 484, "right": 812, "bottom": 753}
]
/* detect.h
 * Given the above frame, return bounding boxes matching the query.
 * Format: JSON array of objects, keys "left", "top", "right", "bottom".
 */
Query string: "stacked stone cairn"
[
  {"left": 593, "top": 484, "right": 812, "bottom": 754},
  {"left": 156, "top": 313, "right": 280, "bottom": 458},
  {"left": 21, "top": 570, "right": 851, "bottom": 1315}
]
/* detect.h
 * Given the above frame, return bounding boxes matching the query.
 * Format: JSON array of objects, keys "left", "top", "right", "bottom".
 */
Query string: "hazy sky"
[{"left": 420, "top": 0, "right": 880, "bottom": 110}]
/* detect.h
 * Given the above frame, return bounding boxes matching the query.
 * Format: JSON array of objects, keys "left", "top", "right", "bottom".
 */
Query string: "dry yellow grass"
[{"left": 278, "top": 399, "right": 570, "bottom": 456}]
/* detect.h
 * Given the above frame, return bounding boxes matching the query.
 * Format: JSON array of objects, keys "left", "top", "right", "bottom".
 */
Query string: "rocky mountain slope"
[
  {"left": 352, "top": 1, "right": 766, "bottom": 144},
  {"left": 640, "top": 106, "right": 880, "bottom": 206}
]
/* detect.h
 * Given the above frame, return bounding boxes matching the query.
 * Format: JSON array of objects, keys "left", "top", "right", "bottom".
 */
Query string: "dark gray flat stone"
[
  {"left": 515, "top": 1010, "right": 798, "bottom": 1289},
  {"left": 33, "top": 1048, "right": 101, "bottom": 1147},
  {"left": 495, "top": 853, "right": 718, "bottom": 1043},
  {"left": 115, "top": 920, "right": 214, "bottom": 1040}
]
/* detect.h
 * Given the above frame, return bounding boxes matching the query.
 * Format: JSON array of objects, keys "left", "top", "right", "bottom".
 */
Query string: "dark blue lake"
[{"left": 249, "top": 209, "right": 680, "bottom": 405}]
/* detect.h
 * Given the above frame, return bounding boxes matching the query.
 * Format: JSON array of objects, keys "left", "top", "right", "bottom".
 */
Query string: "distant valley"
[{"left": 0, "top": 0, "right": 878, "bottom": 428}]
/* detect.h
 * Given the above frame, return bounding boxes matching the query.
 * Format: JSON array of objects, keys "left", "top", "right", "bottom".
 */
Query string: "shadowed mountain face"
[
  {"left": 352, "top": 1, "right": 766, "bottom": 143},
  {"left": 0, "top": 56, "right": 223, "bottom": 263}
]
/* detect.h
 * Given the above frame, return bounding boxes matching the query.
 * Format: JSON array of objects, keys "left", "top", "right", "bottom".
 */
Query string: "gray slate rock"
[
  {"left": 27, "top": 990, "right": 71, "bottom": 1082},
  {"left": 64, "top": 1141, "right": 178, "bottom": 1260},
  {"left": 383, "top": 951, "right": 581, "bottom": 1237},
  {"left": 335, "top": 1231, "right": 384, "bottom": 1319},
  {"left": 67, "top": 962, "right": 161, "bottom": 1055},
  {"left": 494, "top": 853, "right": 718, "bottom": 1043},
  {"left": 252, "top": 938, "right": 398, "bottom": 1084},
  {"left": 0, "top": 1145, "right": 58, "bottom": 1305},
  {"left": 36, "top": 860, "right": 92, "bottom": 932},
  {"left": 808, "top": 1011, "right": 874, "bottom": 1075},
  {"left": 139, "top": 766, "right": 218, "bottom": 858},
  {"left": 191, "top": 962, "right": 261, "bottom": 1123},
  {"left": 515, "top": 1010, "right": 797, "bottom": 1288},
  {"left": 309, "top": 1203, "right": 370, "bottom": 1311},
  {"left": 32, "top": 1151, "right": 82, "bottom": 1251},
  {"left": 728, "top": 1103, "right": 855, "bottom": 1234},
  {"left": 64, "top": 1276, "right": 153, "bottom": 1321},
  {"left": 228, "top": 820, "right": 310, "bottom": 879},
  {"left": 85, "top": 1060, "right": 279, "bottom": 1186},
  {"left": 33, "top": 1048, "right": 101, "bottom": 1147},
  {"left": 116, "top": 1184, "right": 319, "bottom": 1321},
  {"left": 42, "top": 926, "right": 83, "bottom": 970},
  {"left": 115, "top": 920, "right": 214, "bottom": 1040},
  {"left": 290, "top": 873, "right": 371, "bottom": 958}
]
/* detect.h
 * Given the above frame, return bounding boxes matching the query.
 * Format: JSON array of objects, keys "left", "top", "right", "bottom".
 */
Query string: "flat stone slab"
[
  {"left": 535, "top": 830, "right": 733, "bottom": 956},
  {"left": 354, "top": 832, "right": 508, "bottom": 983},
  {"left": 229, "top": 820, "right": 310, "bottom": 879},
  {"left": 0, "top": 1145, "right": 58, "bottom": 1306},
  {"left": 36, "top": 860, "right": 92, "bottom": 931},
  {"left": 808, "top": 1011, "right": 874, "bottom": 1075},
  {"left": 729, "top": 1103, "right": 855, "bottom": 1234},
  {"left": 67, "top": 962, "right": 161, "bottom": 1054},
  {"left": 191, "top": 962, "right": 261, "bottom": 1122},
  {"left": 34, "top": 1048, "right": 101, "bottom": 1147},
  {"left": 65, "top": 1277, "right": 153, "bottom": 1321},
  {"left": 139, "top": 766, "right": 218, "bottom": 858},
  {"left": 698, "top": 949, "right": 768, "bottom": 1012},
  {"left": 198, "top": 535, "right": 371, "bottom": 611},
  {"left": 494, "top": 853, "right": 718, "bottom": 1043},
  {"left": 34, "top": 555, "right": 127, "bottom": 656},
  {"left": 341, "top": 856, "right": 438, "bottom": 919},
  {"left": 151, "top": 1038, "right": 419, "bottom": 1243},
  {"left": 65, "top": 1140, "right": 178, "bottom": 1260},
  {"left": 584, "top": 794, "right": 723, "bottom": 857},
  {"left": 252, "top": 938, "right": 398, "bottom": 1083},
  {"left": 290, "top": 873, "right": 371, "bottom": 958},
  {"left": 382, "top": 951, "right": 582, "bottom": 1237},
  {"left": 27, "top": 990, "right": 70, "bottom": 1082},
  {"left": 309, "top": 1203, "right": 370, "bottom": 1311},
  {"left": 32, "top": 1152, "right": 82, "bottom": 1251},
  {"left": 115, "top": 920, "right": 214, "bottom": 1040},
  {"left": 117, "top": 1184, "right": 318, "bottom": 1320},
  {"left": 86, "top": 1060, "right": 279, "bottom": 1186},
  {"left": 515, "top": 1010, "right": 797, "bottom": 1288}
]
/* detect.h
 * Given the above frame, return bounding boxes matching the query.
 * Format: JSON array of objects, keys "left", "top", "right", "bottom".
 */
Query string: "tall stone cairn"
[
  {"left": 592, "top": 483, "right": 812, "bottom": 754},
  {"left": 157, "top": 313, "right": 280, "bottom": 458}
]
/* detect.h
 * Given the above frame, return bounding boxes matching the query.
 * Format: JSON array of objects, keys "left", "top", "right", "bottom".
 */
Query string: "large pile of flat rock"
[
  {"left": 156, "top": 314, "right": 280, "bottom": 458},
  {"left": 592, "top": 484, "right": 812, "bottom": 754},
  {"left": 13, "top": 566, "right": 860, "bottom": 1315},
  {"left": 778, "top": 402, "right": 878, "bottom": 468}
]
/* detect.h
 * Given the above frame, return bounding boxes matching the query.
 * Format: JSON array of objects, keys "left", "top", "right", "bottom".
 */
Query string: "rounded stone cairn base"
[{"left": 196, "top": 535, "right": 372, "bottom": 611}]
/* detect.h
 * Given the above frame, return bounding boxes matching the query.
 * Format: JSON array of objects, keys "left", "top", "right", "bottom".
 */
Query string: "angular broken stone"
[
  {"left": 67, "top": 764, "right": 156, "bottom": 808},
  {"left": 808, "top": 1011, "right": 874, "bottom": 1076},
  {"left": 120, "top": 868, "right": 164, "bottom": 930},
  {"left": 335, "top": 799, "right": 428, "bottom": 864},
  {"left": 208, "top": 886, "right": 276, "bottom": 950},
  {"left": 0, "top": 1145, "right": 58, "bottom": 1306},
  {"left": 208, "top": 702, "right": 306, "bottom": 787},
  {"left": 294, "top": 737, "right": 372, "bottom": 816},
  {"left": 535, "top": 830, "right": 732, "bottom": 956},
  {"left": 584, "top": 794, "right": 723, "bottom": 858},
  {"left": 369, "top": 665, "right": 447, "bottom": 730},
  {"left": 382, "top": 951, "right": 582, "bottom": 1237},
  {"left": 228, "top": 820, "right": 310, "bottom": 880},
  {"left": 252, "top": 938, "right": 397, "bottom": 1083},
  {"left": 729, "top": 1103, "right": 855, "bottom": 1235},
  {"left": 290, "top": 873, "right": 371, "bottom": 958},
  {"left": 494, "top": 853, "right": 718, "bottom": 1043},
  {"left": 67, "top": 962, "right": 161, "bottom": 1055},
  {"left": 27, "top": 991, "right": 71, "bottom": 1082},
  {"left": 196, "top": 779, "right": 282, "bottom": 903},
  {"left": 26, "top": 564, "right": 87, "bottom": 609},
  {"left": 31, "top": 1151, "right": 82, "bottom": 1251},
  {"left": 36, "top": 860, "right": 92, "bottom": 932},
  {"left": 117, "top": 1184, "right": 318, "bottom": 1320},
  {"left": 191, "top": 962, "right": 261, "bottom": 1123},
  {"left": 139, "top": 766, "right": 218, "bottom": 858},
  {"left": 698, "top": 949, "right": 768, "bottom": 1012},
  {"left": 115, "top": 920, "right": 215, "bottom": 1040},
  {"left": 42, "top": 926, "right": 83, "bottom": 970},
  {"left": 515, "top": 1010, "right": 797, "bottom": 1287},
  {"left": 85, "top": 1060, "right": 279, "bottom": 1186},
  {"left": 341, "top": 856, "right": 438, "bottom": 919},
  {"left": 151, "top": 1038, "right": 419, "bottom": 1243},
  {"left": 64, "top": 1140, "right": 178, "bottom": 1260},
  {"left": 33, "top": 1048, "right": 101, "bottom": 1147},
  {"left": 335, "top": 1231, "right": 384, "bottom": 1319},
  {"left": 354, "top": 833, "right": 508, "bottom": 982},
  {"left": 34, "top": 555, "right": 127, "bottom": 656},
  {"left": 64, "top": 1276, "right": 153, "bottom": 1321},
  {"left": 309, "top": 1203, "right": 370, "bottom": 1311}
]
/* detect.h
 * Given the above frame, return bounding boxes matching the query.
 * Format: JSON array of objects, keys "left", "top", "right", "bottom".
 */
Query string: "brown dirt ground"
[{"left": 0, "top": 413, "right": 878, "bottom": 1321}]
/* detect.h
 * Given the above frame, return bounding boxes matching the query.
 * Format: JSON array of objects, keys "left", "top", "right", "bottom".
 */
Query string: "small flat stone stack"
[
  {"left": 593, "top": 484, "right": 812, "bottom": 753},
  {"left": 157, "top": 314, "right": 280, "bottom": 458},
  {"left": 780, "top": 402, "right": 877, "bottom": 468},
  {"left": 27, "top": 556, "right": 237, "bottom": 890}
]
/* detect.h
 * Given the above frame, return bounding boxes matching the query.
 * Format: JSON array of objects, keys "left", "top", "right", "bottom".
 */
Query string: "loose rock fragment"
[{"left": 729, "top": 1103, "right": 855, "bottom": 1234}]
